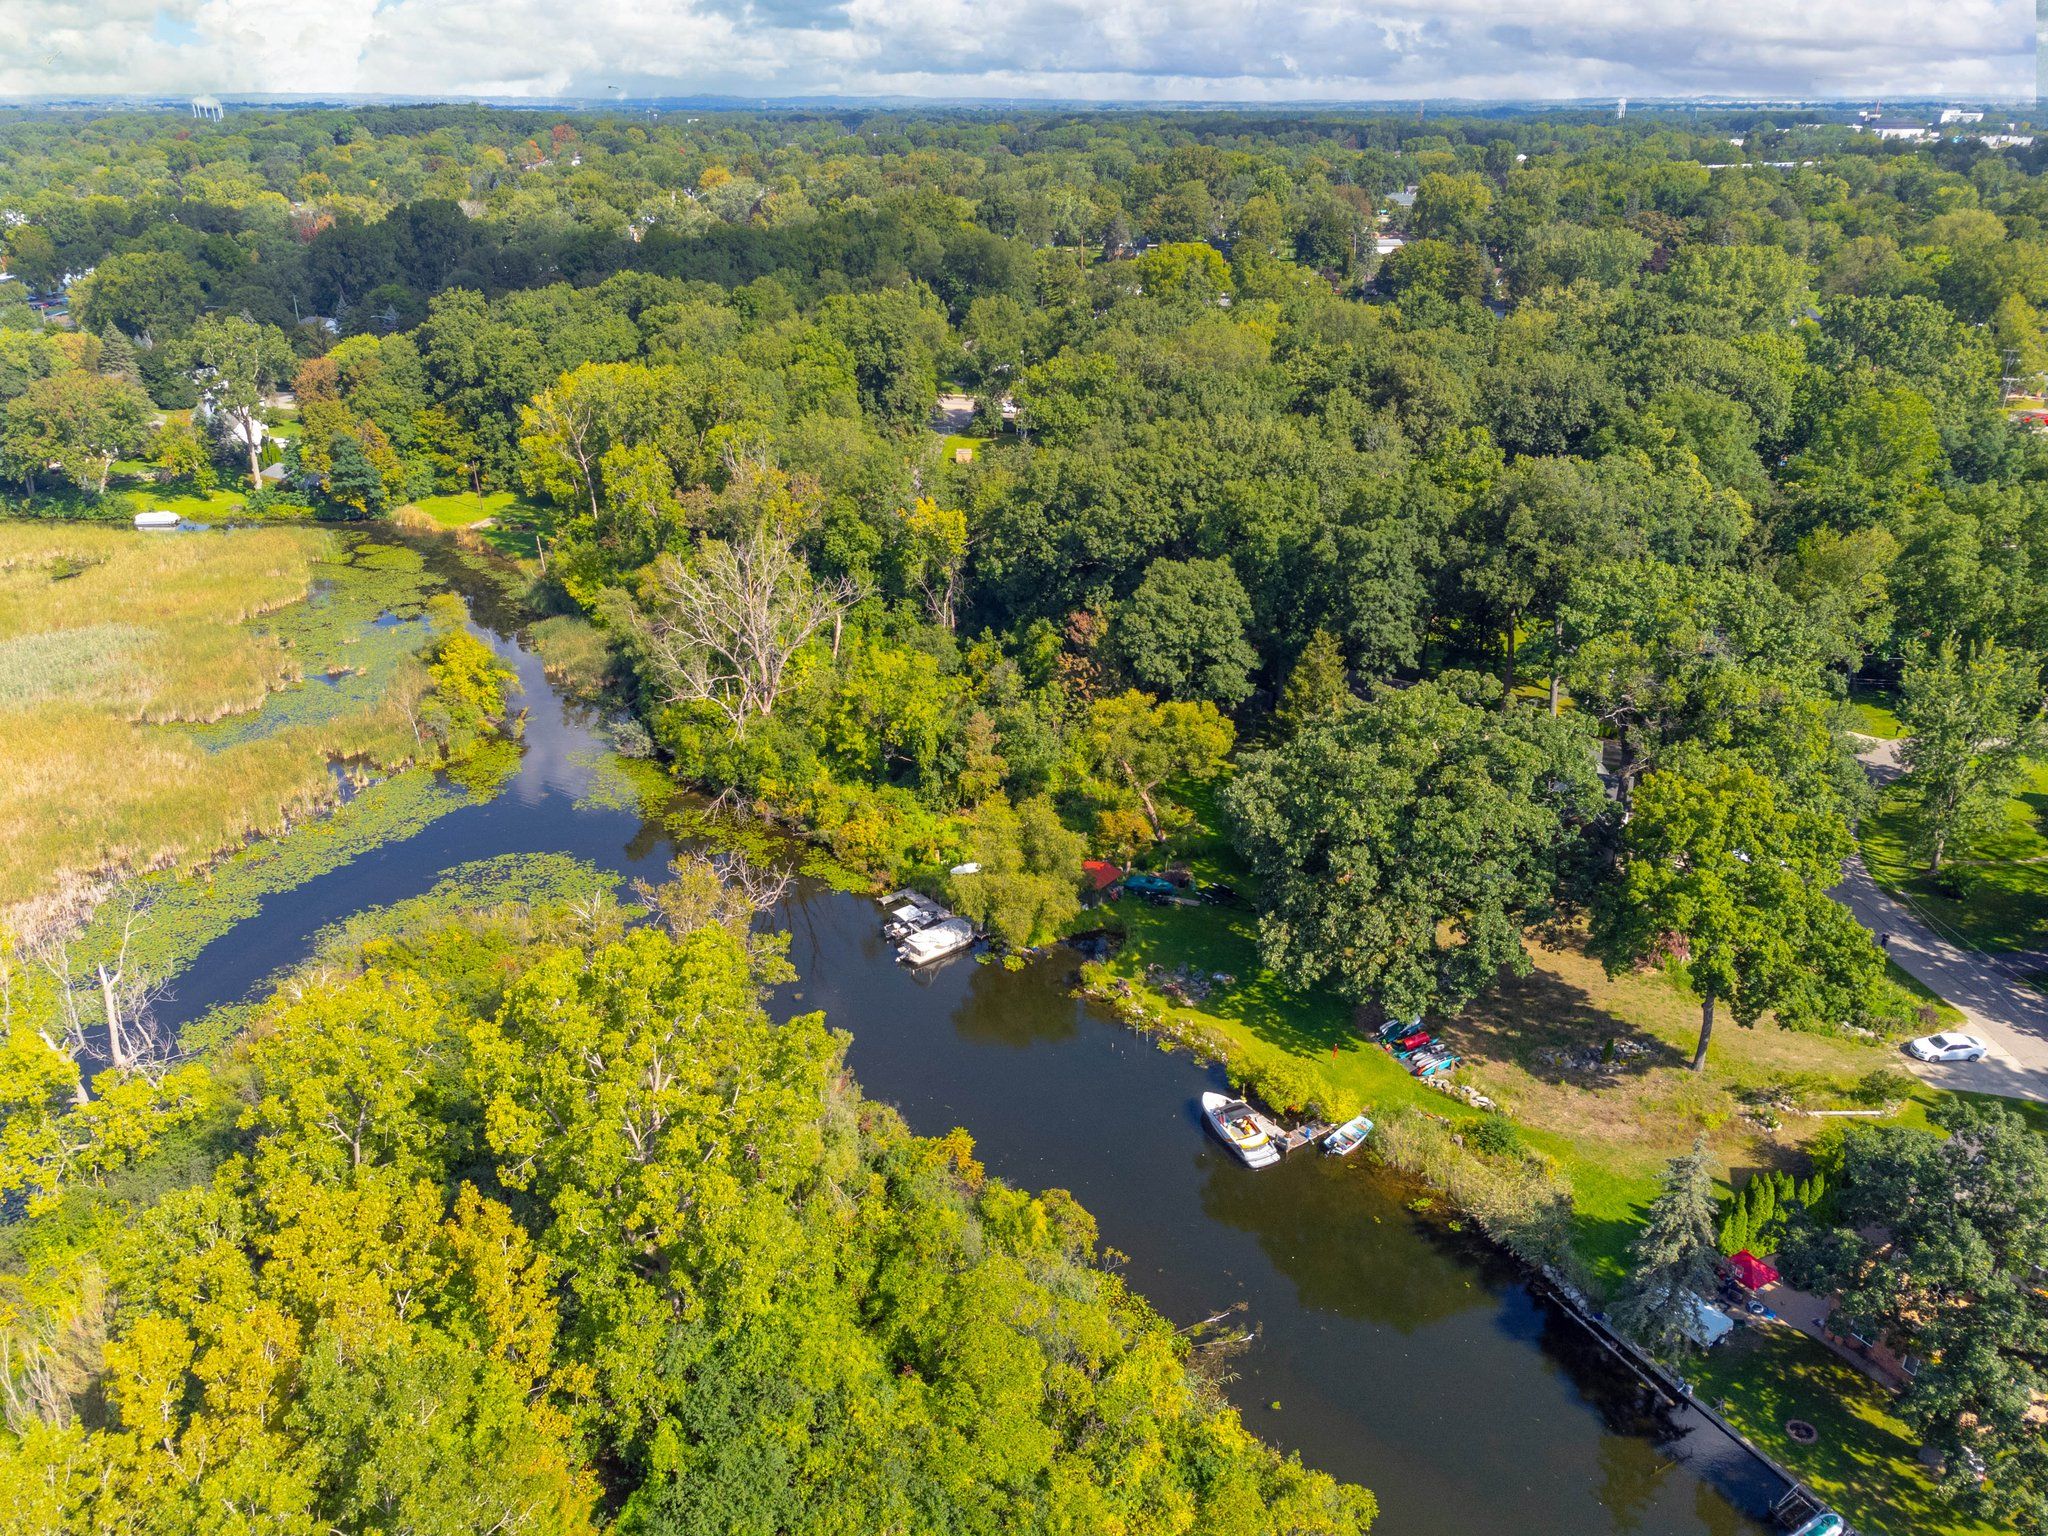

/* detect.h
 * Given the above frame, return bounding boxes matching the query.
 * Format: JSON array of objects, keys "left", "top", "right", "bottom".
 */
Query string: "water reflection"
[
  {"left": 1196, "top": 1151, "right": 1491, "bottom": 1331},
  {"left": 949, "top": 953, "right": 1081, "bottom": 1049}
]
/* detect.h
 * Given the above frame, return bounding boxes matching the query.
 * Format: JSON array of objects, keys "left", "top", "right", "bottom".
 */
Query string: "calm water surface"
[{"left": 157, "top": 543, "right": 1775, "bottom": 1536}]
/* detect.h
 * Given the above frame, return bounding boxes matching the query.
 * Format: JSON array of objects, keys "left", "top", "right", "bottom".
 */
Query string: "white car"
[{"left": 1905, "top": 1032, "right": 1989, "bottom": 1064}]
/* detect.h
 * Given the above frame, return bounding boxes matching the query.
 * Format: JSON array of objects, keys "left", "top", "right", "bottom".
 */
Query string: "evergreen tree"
[
  {"left": 1750, "top": 1172, "right": 1777, "bottom": 1231},
  {"left": 1610, "top": 1137, "right": 1722, "bottom": 1358},
  {"left": 1275, "top": 628, "right": 1351, "bottom": 736}
]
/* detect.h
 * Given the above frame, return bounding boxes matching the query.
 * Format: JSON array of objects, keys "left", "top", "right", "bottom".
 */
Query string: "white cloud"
[{"left": 0, "top": 0, "right": 2032, "bottom": 101}]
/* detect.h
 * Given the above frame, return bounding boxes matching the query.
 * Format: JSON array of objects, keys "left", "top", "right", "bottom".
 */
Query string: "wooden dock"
[{"left": 1251, "top": 1111, "right": 1330, "bottom": 1155}]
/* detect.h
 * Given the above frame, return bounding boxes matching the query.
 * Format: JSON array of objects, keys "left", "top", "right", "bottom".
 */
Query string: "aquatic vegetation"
[
  {"left": 572, "top": 750, "right": 675, "bottom": 817},
  {"left": 61, "top": 768, "right": 489, "bottom": 1001}
]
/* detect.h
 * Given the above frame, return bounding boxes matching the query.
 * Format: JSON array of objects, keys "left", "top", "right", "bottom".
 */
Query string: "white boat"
[
  {"left": 1786, "top": 1515, "right": 1844, "bottom": 1536},
  {"left": 133, "top": 510, "right": 180, "bottom": 529},
  {"left": 897, "top": 916, "right": 975, "bottom": 966},
  {"left": 1322, "top": 1113, "right": 1374, "bottom": 1156},
  {"left": 1201, "top": 1091, "right": 1281, "bottom": 1169}
]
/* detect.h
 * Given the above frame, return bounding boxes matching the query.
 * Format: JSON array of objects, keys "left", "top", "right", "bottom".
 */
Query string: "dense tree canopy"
[{"left": 0, "top": 902, "right": 1375, "bottom": 1536}]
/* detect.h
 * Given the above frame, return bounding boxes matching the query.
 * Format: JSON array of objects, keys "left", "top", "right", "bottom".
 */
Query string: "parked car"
[{"left": 1904, "top": 1031, "right": 1989, "bottom": 1063}]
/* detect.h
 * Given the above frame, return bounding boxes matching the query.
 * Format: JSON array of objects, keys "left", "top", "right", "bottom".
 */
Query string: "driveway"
[{"left": 1833, "top": 857, "right": 2048, "bottom": 1102}]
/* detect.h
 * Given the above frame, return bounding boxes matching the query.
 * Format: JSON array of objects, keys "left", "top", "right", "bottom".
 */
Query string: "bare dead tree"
[
  {"left": 24, "top": 927, "right": 92, "bottom": 1108},
  {"left": 0, "top": 1269, "right": 109, "bottom": 1433},
  {"left": 634, "top": 850, "right": 793, "bottom": 941},
  {"left": 21, "top": 882, "right": 174, "bottom": 1097},
  {"left": 89, "top": 885, "right": 173, "bottom": 1079},
  {"left": 643, "top": 525, "right": 856, "bottom": 736}
]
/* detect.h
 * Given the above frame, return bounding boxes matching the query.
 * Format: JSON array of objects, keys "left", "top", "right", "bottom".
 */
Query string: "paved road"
[
  {"left": 1837, "top": 733, "right": 2048, "bottom": 1101},
  {"left": 1834, "top": 858, "right": 2048, "bottom": 1101}
]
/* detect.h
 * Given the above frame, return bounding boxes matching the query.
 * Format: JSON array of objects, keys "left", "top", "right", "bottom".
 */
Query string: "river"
[{"left": 156, "top": 538, "right": 1776, "bottom": 1536}]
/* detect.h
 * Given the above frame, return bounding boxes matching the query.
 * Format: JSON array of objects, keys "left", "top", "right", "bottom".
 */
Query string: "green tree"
[
  {"left": 1226, "top": 673, "right": 1600, "bottom": 1019},
  {"left": 1409, "top": 171, "right": 1494, "bottom": 245},
  {"left": 1610, "top": 1137, "right": 1722, "bottom": 1360},
  {"left": 149, "top": 416, "right": 216, "bottom": 490},
  {"left": 422, "top": 623, "right": 516, "bottom": 759},
  {"left": 1451, "top": 458, "right": 1615, "bottom": 703},
  {"left": 0, "top": 369, "right": 151, "bottom": 496},
  {"left": 1782, "top": 1101, "right": 2048, "bottom": 1529},
  {"left": 1275, "top": 628, "right": 1352, "bottom": 737},
  {"left": 2, "top": 225, "right": 61, "bottom": 291},
  {"left": 73, "top": 250, "right": 202, "bottom": 340},
  {"left": 1114, "top": 556, "right": 1260, "bottom": 706},
  {"left": 1592, "top": 763, "right": 1882, "bottom": 1071},
  {"left": 1897, "top": 639, "right": 2044, "bottom": 874},
  {"left": 897, "top": 496, "right": 968, "bottom": 631},
  {"left": 188, "top": 313, "right": 296, "bottom": 489},
  {"left": 1075, "top": 689, "right": 1235, "bottom": 846},
  {"left": 947, "top": 793, "right": 1087, "bottom": 949}
]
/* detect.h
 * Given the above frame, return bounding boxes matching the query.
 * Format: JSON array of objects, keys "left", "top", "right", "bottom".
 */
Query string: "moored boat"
[
  {"left": 1201, "top": 1091, "right": 1280, "bottom": 1168},
  {"left": 1785, "top": 1515, "right": 1844, "bottom": 1536},
  {"left": 897, "top": 916, "right": 975, "bottom": 966},
  {"left": 1322, "top": 1112, "right": 1374, "bottom": 1156},
  {"left": 133, "top": 510, "right": 180, "bottom": 529}
]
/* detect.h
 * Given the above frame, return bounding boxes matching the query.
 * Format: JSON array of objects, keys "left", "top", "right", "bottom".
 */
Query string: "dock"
[
  {"left": 1244, "top": 1107, "right": 1330, "bottom": 1155},
  {"left": 1524, "top": 1268, "right": 1850, "bottom": 1534}
]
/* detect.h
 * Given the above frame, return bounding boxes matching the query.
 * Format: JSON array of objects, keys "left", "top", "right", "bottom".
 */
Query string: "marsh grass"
[{"left": 0, "top": 523, "right": 448, "bottom": 915}]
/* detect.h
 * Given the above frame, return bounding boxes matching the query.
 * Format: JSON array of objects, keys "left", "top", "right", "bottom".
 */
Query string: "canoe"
[
  {"left": 1322, "top": 1113, "right": 1373, "bottom": 1156},
  {"left": 1201, "top": 1091, "right": 1280, "bottom": 1169}
]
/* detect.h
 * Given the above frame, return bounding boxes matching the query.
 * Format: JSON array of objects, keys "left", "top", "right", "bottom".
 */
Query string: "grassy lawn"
[
  {"left": 1691, "top": 1328, "right": 2000, "bottom": 1536},
  {"left": 118, "top": 485, "right": 262, "bottom": 520},
  {"left": 939, "top": 433, "right": 991, "bottom": 462},
  {"left": 1845, "top": 687, "right": 1904, "bottom": 740},
  {"left": 0, "top": 523, "right": 446, "bottom": 915},
  {"left": 1861, "top": 759, "right": 2048, "bottom": 952},
  {"left": 1096, "top": 893, "right": 1960, "bottom": 1286},
  {"left": 398, "top": 490, "right": 538, "bottom": 529},
  {"left": 395, "top": 492, "right": 556, "bottom": 560}
]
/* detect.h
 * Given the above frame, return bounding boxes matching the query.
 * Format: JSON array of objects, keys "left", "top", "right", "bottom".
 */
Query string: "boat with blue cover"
[{"left": 1322, "top": 1113, "right": 1374, "bottom": 1156}]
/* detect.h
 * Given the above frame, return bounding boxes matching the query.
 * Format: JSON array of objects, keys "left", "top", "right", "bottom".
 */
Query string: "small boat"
[
  {"left": 1322, "top": 1113, "right": 1374, "bottom": 1156},
  {"left": 1201, "top": 1091, "right": 1281, "bottom": 1169},
  {"left": 133, "top": 510, "right": 180, "bottom": 529},
  {"left": 1786, "top": 1515, "right": 1844, "bottom": 1536}
]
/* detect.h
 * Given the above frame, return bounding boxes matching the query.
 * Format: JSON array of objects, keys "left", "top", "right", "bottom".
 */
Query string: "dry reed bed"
[{"left": 0, "top": 523, "right": 434, "bottom": 917}]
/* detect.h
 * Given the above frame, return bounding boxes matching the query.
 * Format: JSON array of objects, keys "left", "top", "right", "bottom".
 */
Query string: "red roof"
[
  {"left": 1082, "top": 860, "right": 1124, "bottom": 892},
  {"left": 1729, "top": 1250, "right": 1779, "bottom": 1289}
]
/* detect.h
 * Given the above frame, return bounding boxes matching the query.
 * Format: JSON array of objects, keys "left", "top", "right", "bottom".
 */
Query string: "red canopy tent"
[
  {"left": 1081, "top": 860, "right": 1124, "bottom": 894},
  {"left": 1729, "top": 1250, "right": 1779, "bottom": 1290}
]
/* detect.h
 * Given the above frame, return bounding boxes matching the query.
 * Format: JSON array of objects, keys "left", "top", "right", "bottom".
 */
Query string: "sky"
[{"left": 0, "top": 0, "right": 2035, "bottom": 105}]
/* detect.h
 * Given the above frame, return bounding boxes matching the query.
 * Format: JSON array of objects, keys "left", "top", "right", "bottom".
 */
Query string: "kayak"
[
  {"left": 1322, "top": 1113, "right": 1373, "bottom": 1156},
  {"left": 1201, "top": 1091, "right": 1281, "bottom": 1169}
]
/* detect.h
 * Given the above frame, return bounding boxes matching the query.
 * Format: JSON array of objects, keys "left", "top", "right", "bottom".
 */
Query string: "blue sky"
[{"left": 0, "top": 0, "right": 2033, "bottom": 103}]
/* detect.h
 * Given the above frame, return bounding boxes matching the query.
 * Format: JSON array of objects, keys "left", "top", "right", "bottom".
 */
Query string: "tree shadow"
[{"left": 1454, "top": 965, "right": 1688, "bottom": 1088}]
